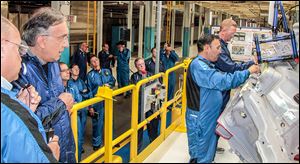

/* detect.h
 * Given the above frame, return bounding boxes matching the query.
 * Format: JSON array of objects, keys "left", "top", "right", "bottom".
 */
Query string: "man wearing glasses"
[
  {"left": 13, "top": 7, "right": 76, "bottom": 163},
  {"left": 1, "top": 16, "right": 60, "bottom": 162}
]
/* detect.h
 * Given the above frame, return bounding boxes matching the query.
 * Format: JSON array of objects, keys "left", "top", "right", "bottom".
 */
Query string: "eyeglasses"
[
  {"left": 60, "top": 69, "right": 70, "bottom": 73},
  {"left": 136, "top": 63, "right": 145, "bottom": 67},
  {"left": 5, "top": 40, "right": 29, "bottom": 56}
]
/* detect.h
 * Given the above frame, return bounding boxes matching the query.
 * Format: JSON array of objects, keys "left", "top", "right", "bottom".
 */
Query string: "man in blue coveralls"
[
  {"left": 185, "top": 34, "right": 260, "bottom": 163},
  {"left": 69, "top": 63, "right": 93, "bottom": 159},
  {"left": 131, "top": 57, "right": 160, "bottom": 152},
  {"left": 59, "top": 62, "right": 90, "bottom": 161},
  {"left": 214, "top": 19, "right": 258, "bottom": 154},
  {"left": 160, "top": 43, "right": 179, "bottom": 101},
  {"left": 114, "top": 41, "right": 131, "bottom": 98},
  {"left": 87, "top": 55, "right": 116, "bottom": 150}
]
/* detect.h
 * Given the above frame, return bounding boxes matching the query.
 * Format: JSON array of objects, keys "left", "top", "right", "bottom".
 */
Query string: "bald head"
[
  {"left": 220, "top": 19, "right": 237, "bottom": 32},
  {"left": 1, "top": 16, "right": 19, "bottom": 39},
  {"left": 1, "top": 16, "right": 22, "bottom": 82}
]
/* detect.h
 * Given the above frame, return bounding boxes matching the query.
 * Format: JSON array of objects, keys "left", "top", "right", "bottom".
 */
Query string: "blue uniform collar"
[
  {"left": 197, "top": 55, "right": 215, "bottom": 68},
  {"left": 220, "top": 39, "right": 228, "bottom": 47},
  {"left": 27, "top": 50, "right": 47, "bottom": 65}
]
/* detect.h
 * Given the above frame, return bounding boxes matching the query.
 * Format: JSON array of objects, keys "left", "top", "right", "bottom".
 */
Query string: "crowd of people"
[{"left": 1, "top": 6, "right": 260, "bottom": 163}]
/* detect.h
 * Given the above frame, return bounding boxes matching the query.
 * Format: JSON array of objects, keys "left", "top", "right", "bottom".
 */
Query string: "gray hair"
[{"left": 21, "top": 7, "right": 66, "bottom": 46}]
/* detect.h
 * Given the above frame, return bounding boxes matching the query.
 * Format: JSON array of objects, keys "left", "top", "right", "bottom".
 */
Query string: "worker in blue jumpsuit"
[
  {"left": 146, "top": 47, "right": 165, "bottom": 74},
  {"left": 160, "top": 43, "right": 179, "bottom": 101},
  {"left": 98, "top": 43, "right": 115, "bottom": 74},
  {"left": 87, "top": 55, "right": 116, "bottom": 150},
  {"left": 69, "top": 63, "right": 92, "bottom": 159},
  {"left": 72, "top": 42, "right": 90, "bottom": 82},
  {"left": 160, "top": 43, "right": 179, "bottom": 127},
  {"left": 186, "top": 35, "right": 260, "bottom": 163},
  {"left": 131, "top": 57, "right": 159, "bottom": 152},
  {"left": 114, "top": 41, "right": 130, "bottom": 97},
  {"left": 59, "top": 62, "right": 89, "bottom": 161},
  {"left": 213, "top": 19, "right": 257, "bottom": 154}
]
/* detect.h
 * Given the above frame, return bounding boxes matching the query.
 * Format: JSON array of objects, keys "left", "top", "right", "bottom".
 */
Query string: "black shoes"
[
  {"left": 189, "top": 158, "right": 197, "bottom": 163},
  {"left": 93, "top": 145, "right": 101, "bottom": 151},
  {"left": 216, "top": 147, "right": 225, "bottom": 154}
]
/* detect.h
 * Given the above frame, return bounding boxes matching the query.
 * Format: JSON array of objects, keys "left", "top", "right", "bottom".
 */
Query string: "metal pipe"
[
  {"left": 155, "top": 1, "right": 162, "bottom": 74},
  {"left": 127, "top": 1, "right": 133, "bottom": 53},
  {"left": 97, "top": 1, "right": 103, "bottom": 55},
  {"left": 87, "top": 1, "right": 90, "bottom": 45},
  {"left": 93, "top": 1, "right": 97, "bottom": 55},
  {"left": 138, "top": 5, "right": 144, "bottom": 58}
]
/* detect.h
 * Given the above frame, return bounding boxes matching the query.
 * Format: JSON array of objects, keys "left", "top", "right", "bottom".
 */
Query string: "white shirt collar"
[{"left": 1, "top": 76, "right": 13, "bottom": 91}]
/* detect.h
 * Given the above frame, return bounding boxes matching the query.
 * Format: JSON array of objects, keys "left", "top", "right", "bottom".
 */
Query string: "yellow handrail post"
[
  {"left": 130, "top": 86, "right": 139, "bottom": 161},
  {"left": 160, "top": 71, "right": 169, "bottom": 138},
  {"left": 96, "top": 86, "right": 114, "bottom": 163},
  {"left": 174, "top": 59, "right": 191, "bottom": 132},
  {"left": 71, "top": 108, "right": 78, "bottom": 162}
]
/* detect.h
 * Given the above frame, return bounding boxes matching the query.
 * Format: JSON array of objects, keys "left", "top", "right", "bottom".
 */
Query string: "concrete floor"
[{"left": 143, "top": 132, "right": 242, "bottom": 163}]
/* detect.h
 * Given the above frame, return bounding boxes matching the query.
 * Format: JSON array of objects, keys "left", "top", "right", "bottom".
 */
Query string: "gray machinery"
[
  {"left": 140, "top": 81, "right": 166, "bottom": 121},
  {"left": 216, "top": 61, "right": 299, "bottom": 162},
  {"left": 216, "top": 1, "right": 299, "bottom": 163}
]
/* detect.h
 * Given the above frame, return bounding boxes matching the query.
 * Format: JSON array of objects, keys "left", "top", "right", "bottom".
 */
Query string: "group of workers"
[
  {"left": 1, "top": 6, "right": 180, "bottom": 163},
  {"left": 1, "top": 4, "right": 261, "bottom": 163}
]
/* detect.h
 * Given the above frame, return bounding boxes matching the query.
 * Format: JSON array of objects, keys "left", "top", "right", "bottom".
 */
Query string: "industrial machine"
[{"left": 140, "top": 81, "right": 166, "bottom": 121}]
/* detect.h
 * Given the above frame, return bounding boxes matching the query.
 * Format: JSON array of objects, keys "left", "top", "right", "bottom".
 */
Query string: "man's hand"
[
  {"left": 248, "top": 64, "right": 260, "bottom": 74},
  {"left": 109, "top": 54, "right": 114, "bottom": 58},
  {"left": 17, "top": 85, "right": 41, "bottom": 112},
  {"left": 58, "top": 92, "right": 74, "bottom": 114},
  {"left": 47, "top": 135, "right": 60, "bottom": 161},
  {"left": 252, "top": 55, "right": 258, "bottom": 64}
]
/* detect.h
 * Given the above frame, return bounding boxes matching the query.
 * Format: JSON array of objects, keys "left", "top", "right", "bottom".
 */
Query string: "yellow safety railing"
[{"left": 70, "top": 59, "right": 191, "bottom": 163}]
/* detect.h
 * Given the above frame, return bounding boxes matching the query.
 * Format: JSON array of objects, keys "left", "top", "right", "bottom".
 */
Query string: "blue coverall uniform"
[
  {"left": 14, "top": 53, "right": 76, "bottom": 163},
  {"left": 114, "top": 48, "right": 130, "bottom": 90},
  {"left": 160, "top": 50, "right": 179, "bottom": 101},
  {"left": 145, "top": 58, "right": 165, "bottom": 83},
  {"left": 160, "top": 50, "right": 179, "bottom": 127},
  {"left": 130, "top": 71, "right": 159, "bottom": 152},
  {"left": 186, "top": 55, "right": 251, "bottom": 163},
  {"left": 72, "top": 49, "right": 89, "bottom": 82},
  {"left": 87, "top": 68, "right": 116, "bottom": 147},
  {"left": 65, "top": 78, "right": 91, "bottom": 161},
  {"left": 98, "top": 50, "right": 115, "bottom": 73},
  {"left": 214, "top": 39, "right": 255, "bottom": 112},
  {"left": 145, "top": 58, "right": 165, "bottom": 75},
  {"left": 1, "top": 86, "right": 57, "bottom": 163}
]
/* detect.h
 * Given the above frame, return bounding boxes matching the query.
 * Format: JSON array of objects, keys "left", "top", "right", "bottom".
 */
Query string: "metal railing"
[{"left": 70, "top": 59, "right": 191, "bottom": 163}]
